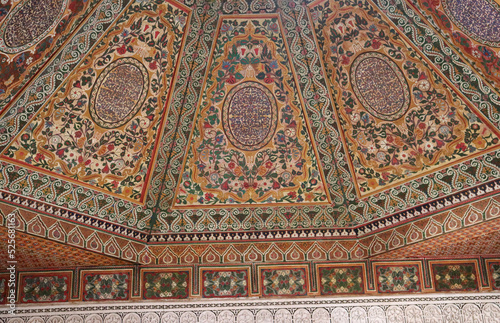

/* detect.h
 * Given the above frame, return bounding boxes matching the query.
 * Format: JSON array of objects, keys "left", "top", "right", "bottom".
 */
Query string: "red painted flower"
[
  {"left": 340, "top": 55, "right": 350, "bottom": 65},
  {"left": 456, "top": 142, "right": 467, "bottom": 152},
  {"left": 149, "top": 61, "right": 157, "bottom": 70},
  {"left": 116, "top": 45, "right": 127, "bottom": 55},
  {"left": 288, "top": 191, "right": 297, "bottom": 199},
  {"left": 227, "top": 75, "right": 236, "bottom": 84},
  {"left": 265, "top": 161, "right": 273, "bottom": 169},
  {"left": 205, "top": 193, "right": 214, "bottom": 200},
  {"left": 228, "top": 162, "right": 236, "bottom": 169},
  {"left": 34, "top": 153, "right": 45, "bottom": 162},
  {"left": 371, "top": 39, "right": 381, "bottom": 50}
]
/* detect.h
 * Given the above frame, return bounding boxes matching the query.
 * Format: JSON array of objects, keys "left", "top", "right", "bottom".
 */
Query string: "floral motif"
[
  {"left": 143, "top": 271, "right": 189, "bottom": 299},
  {"left": 432, "top": 263, "right": 478, "bottom": 291},
  {"left": 202, "top": 270, "right": 248, "bottom": 298},
  {"left": 83, "top": 273, "right": 130, "bottom": 301},
  {"left": 261, "top": 268, "right": 307, "bottom": 296},
  {"left": 175, "top": 18, "right": 328, "bottom": 206},
  {"left": 4, "top": 0, "right": 188, "bottom": 201},
  {"left": 489, "top": 262, "right": 500, "bottom": 290},
  {"left": 311, "top": 0, "right": 500, "bottom": 195},
  {"left": 20, "top": 274, "right": 70, "bottom": 303},
  {"left": 376, "top": 265, "right": 421, "bottom": 293},
  {"left": 320, "top": 266, "right": 364, "bottom": 295}
]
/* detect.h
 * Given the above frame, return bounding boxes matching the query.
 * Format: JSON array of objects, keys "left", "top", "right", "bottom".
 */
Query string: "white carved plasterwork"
[{"left": 1, "top": 294, "right": 499, "bottom": 323}]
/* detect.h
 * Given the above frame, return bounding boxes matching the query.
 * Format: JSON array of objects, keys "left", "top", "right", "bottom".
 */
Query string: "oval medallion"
[
  {"left": 443, "top": 0, "right": 500, "bottom": 46},
  {"left": 223, "top": 82, "right": 277, "bottom": 151},
  {"left": 0, "top": 0, "right": 68, "bottom": 54},
  {"left": 90, "top": 58, "right": 149, "bottom": 129},
  {"left": 351, "top": 52, "right": 410, "bottom": 121}
]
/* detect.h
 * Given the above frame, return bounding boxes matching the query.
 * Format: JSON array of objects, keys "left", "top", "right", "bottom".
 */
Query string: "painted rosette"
[
  {"left": 442, "top": 0, "right": 500, "bottom": 47},
  {"left": 89, "top": 58, "right": 149, "bottom": 129},
  {"left": 351, "top": 52, "right": 411, "bottom": 121},
  {"left": 222, "top": 81, "right": 278, "bottom": 151},
  {"left": 0, "top": 0, "right": 68, "bottom": 54}
]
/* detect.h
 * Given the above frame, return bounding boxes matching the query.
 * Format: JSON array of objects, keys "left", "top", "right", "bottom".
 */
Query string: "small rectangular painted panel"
[
  {"left": 20, "top": 273, "right": 71, "bottom": 303},
  {"left": 202, "top": 269, "right": 248, "bottom": 298},
  {"left": 142, "top": 271, "right": 189, "bottom": 299}
]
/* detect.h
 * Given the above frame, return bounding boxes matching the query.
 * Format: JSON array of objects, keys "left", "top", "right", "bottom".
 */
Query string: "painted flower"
[
  {"left": 234, "top": 167, "right": 243, "bottom": 176},
  {"left": 222, "top": 61, "right": 231, "bottom": 70},
  {"left": 340, "top": 55, "right": 350, "bottom": 65},
  {"left": 350, "top": 113, "right": 360, "bottom": 123},
  {"left": 221, "top": 23, "right": 232, "bottom": 33},
  {"left": 481, "top": 46, "right": 493, "bottom": 58},
  {"left": 472, "top": 136, "right": 487, "bottom": 149},
  {"left": 269, "top": 60, "right": 278, "bottom": 69},
  {"left": 215, "top": 135, "right": 224, "bottom": 144},
  {"left": 423, "top": 140, "right": 435, "bottom": 151},
  {"left": 439, "top": 125, "right": 450, "bottom": 136},
  {"left": 366, "top": 178, "right": 378, "bottom": 190},
  {"left": 285, "top": 128, "right": 296, "bottom": 137},
  {"left": 123, "top": 187, "right": 133, "bottom": 196},
  {"left": 399, "top": 151, "right": 410, "bottom": 162},
  {"left": 257, "top": 166, "right": 267, "bottom": 176},
  {"left": 116, "top": 45, "right": 127, "bottom": 55},
  {"left": 186, "top": 194, "right": 198, "bottom": 204},
  {"left": 418, "top": 80, "right": 431, "bottom": 92},
  {"left": 268, "top": 22, "right": 279, "bottom": 33},
  {"left": 376, "top": 152, "right": 386, "bottom": 161},
  {"left": 304, "top": 192, "right": 314, "bottom": 201}
]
